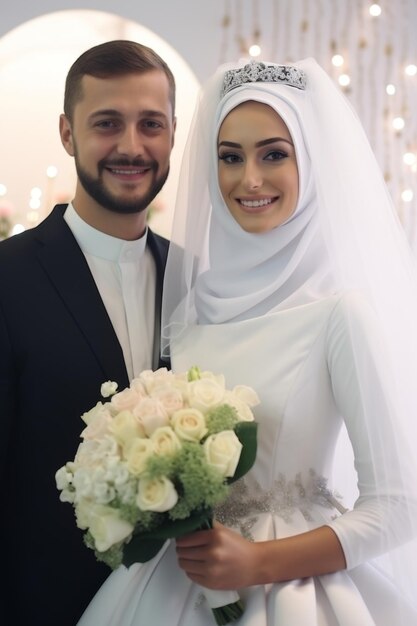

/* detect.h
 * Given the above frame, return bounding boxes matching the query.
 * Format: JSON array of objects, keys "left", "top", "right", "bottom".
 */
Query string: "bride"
[{"left": 78, "top": 57, "right": 417, "bottom": 625}]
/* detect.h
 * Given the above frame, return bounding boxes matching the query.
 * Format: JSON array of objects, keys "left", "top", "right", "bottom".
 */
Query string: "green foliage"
[
  {"left": 205, "top": 404, "right": 239, "bottom": 434},
  {"left": 84, "top": 531, "right": 123, "bottom": 570}
]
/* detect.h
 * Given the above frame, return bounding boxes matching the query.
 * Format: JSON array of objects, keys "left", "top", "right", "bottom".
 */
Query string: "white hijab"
[{"left": 195, "top": 85, "right": 333, "bottom": 324}]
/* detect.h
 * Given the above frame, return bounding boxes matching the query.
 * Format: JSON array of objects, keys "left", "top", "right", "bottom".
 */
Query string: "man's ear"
[{"left": 59, "top": 114, "right": 75, "bottom": 156}]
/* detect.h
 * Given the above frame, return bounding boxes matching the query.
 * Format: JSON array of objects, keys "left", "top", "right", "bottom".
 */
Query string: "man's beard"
[{"left": 74, "top": 155, "right": 169, "bottom": 215}]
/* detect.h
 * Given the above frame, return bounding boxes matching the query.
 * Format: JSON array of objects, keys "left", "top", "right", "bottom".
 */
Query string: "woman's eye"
[
  {"left": 264, "top": 150, "right": 287, "bottom": 161},
  {"left": 218, "top": 153, "right": 242, "bottom": 164}
]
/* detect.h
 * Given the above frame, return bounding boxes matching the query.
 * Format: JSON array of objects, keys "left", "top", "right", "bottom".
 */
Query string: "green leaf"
[
  {"left": 122, "top": 536, "right": 165, "bottom": 567},
  {"left": 122, "top": 508, "right": 213, "bottom": 567},
  {"left": 230, "top": 422, "right": 258, "bottom": 483}
]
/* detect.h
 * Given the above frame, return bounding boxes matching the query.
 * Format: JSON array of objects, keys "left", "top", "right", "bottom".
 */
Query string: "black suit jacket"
[{"left": 0, "top": 205, "right": 170, "bottom": 625}]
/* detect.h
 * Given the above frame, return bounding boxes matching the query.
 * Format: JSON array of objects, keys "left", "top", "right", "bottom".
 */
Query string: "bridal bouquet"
[{"left": 56, "top": 366, "right": 259, "bottom": 625}]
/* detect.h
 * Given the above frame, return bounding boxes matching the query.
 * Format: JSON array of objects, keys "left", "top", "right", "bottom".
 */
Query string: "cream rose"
[
  {"left": 111, "top": 387, "right": 143, "bottom": 413},
  {"left": 188, "top": 378, "right": 225, "bottom": 413},
  {"left": 203, "top": 430, "right": 242, "bottom": 477},
  {"left": 109, "top": 409, "right": 145, "bottom": 445},
  {"left": 136, "top": 476, "right": 178, "bottom": 512},
  {"left": 124, "top": 437, "right": 154, "bottom": 476},
  {"left": 150, "top": 426, "right": 182, "bottom": 456},
  {"left": 100, "top": 381, "right": 118, "bottom": 398},
  {"left": 133, "top": 398, "right": 169, "bottom": 436},
  {"left": 81, "top": 401, "right": 111, "bottom": 426},
  {"left": 223, "top": 391, "right": 255, "bottom": 422},
  {"left": 151, "top": 386, "right": 184, "bottom": 415},
  {"left": 81, "top": 408, "right": 113, "bottom": 440},
  {"left": 87, "top": 503, "right": 134, "bottom": 552},
  {"left": 231, "top": 385, "right": 260, "bottom": 407},
  {"left": 138, "top": 367, "right": 173, "bottom": 393},
  {"left": 171, "top": 408, "right": 208, "bottom": 442}
]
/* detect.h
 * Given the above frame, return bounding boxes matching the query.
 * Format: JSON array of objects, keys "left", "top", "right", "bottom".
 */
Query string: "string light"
[
  {"left": 11, "top": 224, "right": 25, "bottom": 236},
  {"left": 405, "top": 64, "right": 417, "bottom": 76},
  {"left": 0, "top": 184, "right": 7, "bottom": 196},
  {"left": 393, "top": 117, "right": 406, "bottom": 131},
  {"left": 369, "top": 4, "right": 382, "bottom": 17},
  {"left": 249, "top": 44, "right": 261, "bottom": 57},
  {"left": 403, "top": 152, "right": 417, "bottom": 166},
  {"left": 401, "top": 189, "right": 414, "bottom": 202},
  {"left": 46, "top": 165, "right": 58, "bottom": 179},
  {"left": 386, "top": 84, "right": 396, "bottom": 95},
  {"left": 30, "top": 187, "right": 42, "bottom": 199},
  {"left": 331, "top": 54, "right": 344, "bottom": 67},
  {"left": 338, "top": 73, "right": 351, "bottom": 87},
  {"left": 26, "top": 210, "right": 39, "bottom": 224},
  {"left": 29, "top": 197, "right": 41, "bottom": 210}
]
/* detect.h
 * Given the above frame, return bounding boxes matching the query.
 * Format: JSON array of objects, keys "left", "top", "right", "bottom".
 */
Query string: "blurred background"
[{"left": 0, "top": 0, "right": 416, "bottom": 249}]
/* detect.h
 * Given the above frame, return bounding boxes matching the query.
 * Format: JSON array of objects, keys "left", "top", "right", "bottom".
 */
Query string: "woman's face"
[{"left": 217, "top": 100, "right": 299, "bottom": 233}]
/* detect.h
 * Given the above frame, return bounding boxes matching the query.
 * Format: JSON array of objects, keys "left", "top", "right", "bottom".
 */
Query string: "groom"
[{"left": 0, "top": 40, "right": 175, "bottom": 625}]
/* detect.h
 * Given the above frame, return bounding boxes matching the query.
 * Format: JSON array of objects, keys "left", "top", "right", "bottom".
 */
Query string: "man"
[{"left": 0, "top": 40, "right": 175, "bottom": 625}]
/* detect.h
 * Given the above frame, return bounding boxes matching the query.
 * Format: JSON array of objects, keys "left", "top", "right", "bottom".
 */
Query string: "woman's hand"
[{"left": 175, "top": 522, "right": 259, "bottom": 590}]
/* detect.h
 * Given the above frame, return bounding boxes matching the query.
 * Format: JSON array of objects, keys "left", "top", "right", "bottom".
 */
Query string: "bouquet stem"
[{"left": 210, "top": 598, "right": 244, "bottom": 625}]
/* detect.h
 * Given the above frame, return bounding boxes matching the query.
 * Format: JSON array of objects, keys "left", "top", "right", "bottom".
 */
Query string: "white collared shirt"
[{"left": 64, "top": 203, "right": 156, "bottom": 381}]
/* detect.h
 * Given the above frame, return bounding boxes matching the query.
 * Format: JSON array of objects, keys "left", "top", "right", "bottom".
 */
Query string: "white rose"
[
  {"left": 203, "top": 430, "right": 242, "bottom": 478},
  {"left": 88, "top": 503, "right": 134, "bottom": 552},
  {"left": 231, "top": 385, "right": 260, "bottom": 407},
  {"left": 81, "top": 408, "right": 113, "bottom": 440},
  {"left": 72, "top": 467, "right": 94, "bottom": 500},
  {"left": 130, "top": 377, "right": 147, "bottom": 395},
  {"left": 150, "top": 426, "right": 182, "bottom": 456},
  {"left": 100, "top": 381, "right": 118, "bottom": 398},
  {"left": 138, "top": 367, "right": 173, "bottom": 393},
  {"left": 171, "top": 408, "right": 208, "bottom": 442},
  {"left": 73, "top": 440, "right": 99, "bottom": 468},
  {"left": 136, "top": 476, "right": 178, "bottom": 512},
  {"left": 81, "top": 401, "right": 112, "bottom": 426},
  {"left": 223, "top": 391, "right": 255, "bottom": 422},
  {"left": 124, "top": 437, "right": 155, "bottom": 476},
  {"left": 111, "top": 387, "right": 143, "bottom": 413},
  {"left": 78, "top": 435, "right": 119, "bottom": 467},
  {"left": 55, "top": 464, "right": 73, "bottom": 491},
  {"left": 133, "top": 398, "right": 169, "bottom": 436},
  {"left": 109, "top": 409, "right": 145, "bottom": 445},
  {"left": 188, "top": 378, "right": 225, "bottom": 413},
  {"left": 75, "top": 498, "right": 93, "bottom": 529},
  {"left": 200, "top": 371, "right": 226, "bottom": 387}
]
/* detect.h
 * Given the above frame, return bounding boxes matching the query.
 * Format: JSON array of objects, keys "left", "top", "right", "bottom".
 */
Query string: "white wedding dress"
[{"left": 78, "top": 293, "right": 417, "bottom": 625}]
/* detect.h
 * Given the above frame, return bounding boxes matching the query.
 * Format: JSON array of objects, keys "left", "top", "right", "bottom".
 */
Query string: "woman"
[{"left": 78, "top": 58, "right": 417, "bottom": 625}]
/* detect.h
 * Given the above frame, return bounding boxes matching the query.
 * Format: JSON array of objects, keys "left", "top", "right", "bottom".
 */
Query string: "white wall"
[{"left": 0, "top": 0, "right": 224, "bottom": 83}]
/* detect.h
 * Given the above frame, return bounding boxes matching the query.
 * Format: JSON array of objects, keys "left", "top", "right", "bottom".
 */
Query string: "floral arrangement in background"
[
  {"left": 56, "top": 366, "right": 259, "bottom": 625},
  {"left": 0, "top": 202, "right": 13, "bottom": 239}
]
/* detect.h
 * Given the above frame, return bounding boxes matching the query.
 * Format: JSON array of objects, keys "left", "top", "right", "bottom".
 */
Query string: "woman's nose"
[{"left": 242, "top": 161, "right": 262, "bottom": 191}]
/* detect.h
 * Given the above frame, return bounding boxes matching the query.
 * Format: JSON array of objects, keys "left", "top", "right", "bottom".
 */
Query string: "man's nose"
[{"left": 116, "top": 126, "right": 145, "bottom": 158}]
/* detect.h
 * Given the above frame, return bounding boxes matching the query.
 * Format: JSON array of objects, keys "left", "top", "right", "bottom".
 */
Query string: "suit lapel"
[
  {"left": 34, "top": 205, "right": 129, "bottom": 387},
  {"left": 147, "top": 229, "right": 169, "bottom": 370}
]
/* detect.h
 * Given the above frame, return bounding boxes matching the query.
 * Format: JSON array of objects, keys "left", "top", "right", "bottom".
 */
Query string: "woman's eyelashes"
[{"left": 218, "top": 149, "right": 289, "bottom": 164}]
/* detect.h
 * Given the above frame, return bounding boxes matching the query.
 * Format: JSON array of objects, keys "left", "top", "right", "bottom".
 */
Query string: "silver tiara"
[{"left": 221, "top": 61, "right": 307, "bottom": 97}]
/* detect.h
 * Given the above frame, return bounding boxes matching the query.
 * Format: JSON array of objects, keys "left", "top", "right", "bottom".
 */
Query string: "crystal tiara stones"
[{"left": 221, "top": 61, "right": 307, "bottom": 97}]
